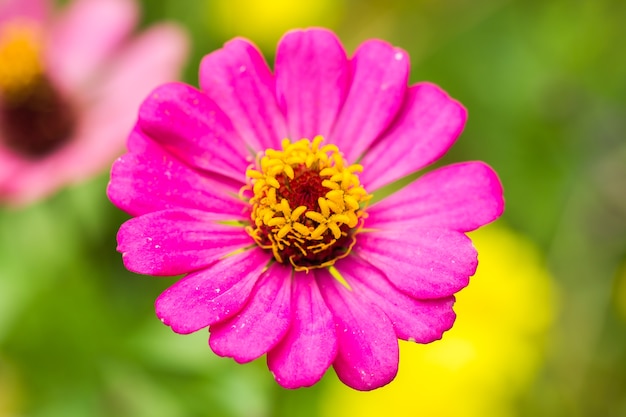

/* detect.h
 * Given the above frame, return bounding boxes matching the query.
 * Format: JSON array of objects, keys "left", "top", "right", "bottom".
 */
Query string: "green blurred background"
[{"left": 2, "top": 0, "right": 626, "bottom": 416}]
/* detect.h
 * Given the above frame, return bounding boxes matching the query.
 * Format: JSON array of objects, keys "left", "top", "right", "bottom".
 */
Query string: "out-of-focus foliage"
[{"left": 1, "top": 0, "right": 626, "bottom": 416}]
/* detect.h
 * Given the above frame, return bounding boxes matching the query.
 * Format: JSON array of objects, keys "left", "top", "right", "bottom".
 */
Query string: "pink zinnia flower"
[
  {"left": 0, "top": 0, "right": 188, "bottom": 205},
  {"left": 108, "top": 28, "right": 504, "bottom": 390}
]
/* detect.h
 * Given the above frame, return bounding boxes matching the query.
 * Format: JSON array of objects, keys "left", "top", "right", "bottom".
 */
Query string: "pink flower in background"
[
  {"left": 0, "top": 0, "right": 188, "bottom": 205},
  {"left": 108, "top": 28, "right": 504, "bottom": 390}
]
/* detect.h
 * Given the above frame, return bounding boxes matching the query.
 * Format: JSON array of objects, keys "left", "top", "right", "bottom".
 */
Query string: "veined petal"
[
  {"left": 367, "top": 162, "right": 504, "bottom": 231},
  {"left": 199, "top": 38, "right": 287, "bottom": 151},
  {"left": 355, "top": 228, "right": 477, "bottom": 299},
  {"left": 336, "top": 255, "right": 456, "bottom": 343},
  {"left": 360, "top": 83, "right": 467, "bottom": 190},
  {"left": 155, "top": 248, "right": 271, "bottom": 334},
  {"left": 317, "top": 268, "right": 399, "bottom": 391},
  {"left": 108, "top": 129, "right": 246, "bottom": 217},
  {"left": 47, "top": 0, "right": 138, "bottom": 88},
  {"left": 117, "top": 209, "right": 252, "bottom": 276},
  {"left": 138, "top": 82, "right": 250, "bottom": 182},
  {"left": 329, "top": 40, "right": 409, "bottom": 162},
  {"left": 275, "top": 28, "right": 349, "bottom": 141},
  {"left": 209, "top": 263, "right": 292, "bottom": 363},
  {"left": 267, "top": 272, "right": 337, "bottom": 389}
]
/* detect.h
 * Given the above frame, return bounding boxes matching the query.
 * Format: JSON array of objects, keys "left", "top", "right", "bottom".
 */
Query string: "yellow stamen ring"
[{"left": 245, "top": 136, "right": 371, "bottom": 271}]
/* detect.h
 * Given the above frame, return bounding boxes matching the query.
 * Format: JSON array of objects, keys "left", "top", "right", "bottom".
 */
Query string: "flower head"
[
  {"left": 108, "top": 28, "right": 504, "bottom": 390},
  {"left": 0, "top": 0, "right": 188, "bottom": 205}
]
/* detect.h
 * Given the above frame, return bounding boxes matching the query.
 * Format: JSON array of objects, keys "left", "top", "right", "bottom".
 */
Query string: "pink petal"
[
  {"left": 360, "top": 83, "right": 467, "bottom": 190},
  {"left": 108, "top": 128, "right": 246, "bottom": 218},
  {"left": 46, "top": 0, "right": 138, "bottom": 89},
  {"left": 336, "top": 255, "right": 456, "bottom": 343},
  {"left": 155, "top": 248, "right": 271, "bottom": 334},
  {"left": 68, "top": 23, "right": 188, "bottom": 167},
  {"left": 267, "top": 272, "right": 337, "bottom": 389},
  {"left": 0, "top": 0, "right": 49, "bottom": 25},
  {"left": 275, "top": 28, "right": 349, "bottom": 141},
  {"left": 137, "top": 82, "right": 250, "bottom": 183},
  {"left": 85, "top": 22, "right": 189, "bottom": 111},
  {"left": 199, "top": 38, "right": 287, "bottom": 151},
  {"left": 0, "top": 148, "right": 23, "bottom": 198},
  {"left": 329, "top": 40, "right": 409, "bottom": 162},
  {"left": 209, "top": 263, "right": 292, "bottom": 363},
  {"left": 355, "top": 228, "right": 477, "bottom": 299},
  {"left": 316, "top": 268, "right": 399, "bottom": 391},
  {"left": 117, "top": 209, "right": 253, "bottom": 276},
  {"left": 367, "top": 162, "right": 504, "bottom": 231}
]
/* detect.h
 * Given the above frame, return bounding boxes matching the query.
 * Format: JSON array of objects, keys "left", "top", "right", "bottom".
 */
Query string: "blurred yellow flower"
[
  {"left": 321, "top": 224, "right": 556, "bottom": 417},
  {"left": 206, "top": 0, "right": 344, "bottom": 52}
]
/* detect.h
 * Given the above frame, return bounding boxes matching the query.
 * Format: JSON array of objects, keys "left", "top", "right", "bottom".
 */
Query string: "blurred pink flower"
[
  {"left": 108, "top": 28, "right": 504, "bottom": 390},
  {"left": 0, "top": 0, "right": 188, "bottom": 205}
]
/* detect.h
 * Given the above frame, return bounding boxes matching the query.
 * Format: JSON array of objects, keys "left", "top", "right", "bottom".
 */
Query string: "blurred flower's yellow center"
[
  {"left": 246, "top": 136, "right": 371, "bottom": 271},
  {"left": 0, "top": 21, "right": 43, "bottom": 102},
  {"left": 0, "top": 20, "right": 76, "bottom": 158}
]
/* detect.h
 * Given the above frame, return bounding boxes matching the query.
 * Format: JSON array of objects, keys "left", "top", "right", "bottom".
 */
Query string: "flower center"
[
  {"left": 245, "top": 136, "right": 371, "bottom": 271},
  {"left": 0, "top": 21, "right": 76, "bottom": 158},
  {"left": 0, "top": 21, "right": 44, "bottom": 101}
]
